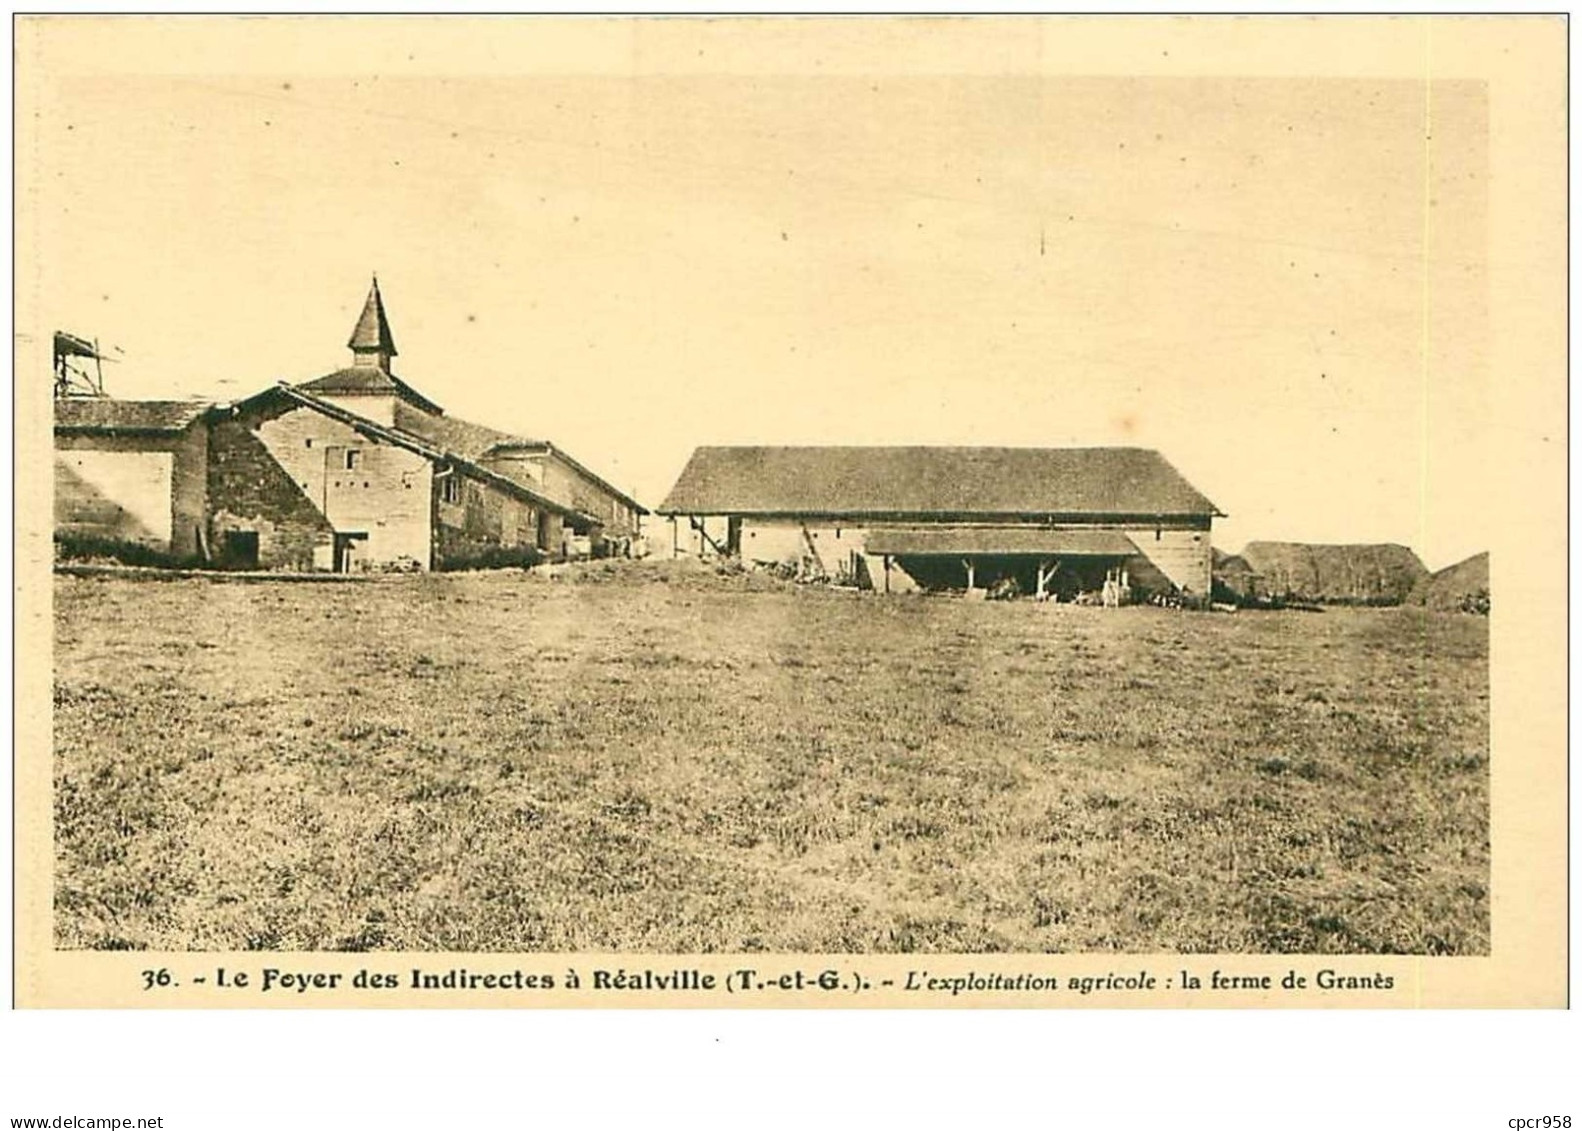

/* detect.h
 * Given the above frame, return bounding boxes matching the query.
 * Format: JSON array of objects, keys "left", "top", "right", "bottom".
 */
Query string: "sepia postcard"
[{"left": 12, "top": 14, "right": 1567, "bottom": 1008}]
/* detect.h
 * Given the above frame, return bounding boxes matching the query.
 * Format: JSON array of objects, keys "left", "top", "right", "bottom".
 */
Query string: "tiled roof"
[
  {"left": 391, "top": 399, "right": 541, "bottom": 461},
  {"left": 299, "top": 367, "right": 443, "bottom": 417},
  {"left": 659, "top": 446, "right": 1219, "bottom": 518},
  {"left": 53, "top": 398, "right": 209, "bottom": 434},
  {"left": 391, "top": 402, "right": 644, "bottom": 512}
]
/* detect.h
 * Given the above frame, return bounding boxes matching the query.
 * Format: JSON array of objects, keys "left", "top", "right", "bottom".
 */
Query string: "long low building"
[
  {"left": 53, "top": 279, "right": 646, "bottom": 571},
  {"left": 657, "top": 445, "right": 1221, "bottom": 599}
]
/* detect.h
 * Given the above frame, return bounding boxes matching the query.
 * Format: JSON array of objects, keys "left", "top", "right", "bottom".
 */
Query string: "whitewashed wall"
[{"left": 54, "top": 448, "right": 174, "bottom": 547}]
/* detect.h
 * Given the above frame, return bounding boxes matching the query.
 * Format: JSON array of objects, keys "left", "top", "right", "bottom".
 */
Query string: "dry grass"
[{"left": 53, "top": 559, "right": 1489, "bottom": 954}]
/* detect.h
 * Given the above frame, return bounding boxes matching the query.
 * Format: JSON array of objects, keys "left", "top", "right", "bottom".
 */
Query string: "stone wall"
[
  {"left": 252, "top": 403, "right": 432, "bottom": 569},
  {"left": 206, "top": 418, "right": 335, "bottom": 570},
  {"left": 433, "top": 471, "right": 544, "bottom": 567}
]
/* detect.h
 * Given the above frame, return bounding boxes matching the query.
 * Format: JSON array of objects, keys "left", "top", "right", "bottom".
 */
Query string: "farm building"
[
  {"left": 54, "top": 279, "right": 646, "bottom": 571},
  {"left": 1227, "top": 542, "right": 1428, "bottom": 605},
  {"left": 54, "top": 398, "right": 210, "bottom": 559},
  {"left": 657, "top": 446, "right": 1221, "bottom": 600}
]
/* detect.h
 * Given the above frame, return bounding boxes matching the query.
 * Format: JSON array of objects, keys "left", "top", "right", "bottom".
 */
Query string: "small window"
[
  {"left": 345, "top": 450, "right": 361, "bottom": 471},
  {"left": 442, "top": 476, "right": 461, "bottom": 505},
  {"left": 305, "top": 438, "right": 313, "bottom": 449}
]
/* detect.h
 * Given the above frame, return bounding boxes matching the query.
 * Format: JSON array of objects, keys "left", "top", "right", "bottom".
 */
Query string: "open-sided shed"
[{"left": 658, "top": 445, "right": 1221, "bottom": 600}]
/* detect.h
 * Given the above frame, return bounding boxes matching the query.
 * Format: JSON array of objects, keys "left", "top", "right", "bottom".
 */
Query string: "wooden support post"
[
  {"left": 883, "top": 554, "right": 891, "bottom": 594},
  {"left": 1036, "top": 559, "right": 1062, "bottom": 601},
  {"left": 671, "top": 516, "right": 679, "bottom": 559},
  {"left": 800, "top": 524, "right": 826, "bottom": 578},
  {"left": 689, "top": 514, "right": 729, "bottom": 558}
]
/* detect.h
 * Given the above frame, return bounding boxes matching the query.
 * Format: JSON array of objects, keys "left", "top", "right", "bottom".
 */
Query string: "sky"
[{"left": 24, "top": 21, "right": 1491, "bottom": 569}]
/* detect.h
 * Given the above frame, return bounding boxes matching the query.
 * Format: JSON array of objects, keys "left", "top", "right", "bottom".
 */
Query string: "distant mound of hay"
[
  {"left": 1239, "top": 542, "right": 1428, "bottom": 605},
  {"left": 1411, "top": 552, "right": 1489, "bottom": 614},
  {"left": 1211, "top": 547, "right": 1258, "bottom": 603}
]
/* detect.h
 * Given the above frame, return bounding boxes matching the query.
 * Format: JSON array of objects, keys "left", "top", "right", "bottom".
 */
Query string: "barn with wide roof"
[{"left": 658, "top": 445, "right": 1221, "bottom": 600}]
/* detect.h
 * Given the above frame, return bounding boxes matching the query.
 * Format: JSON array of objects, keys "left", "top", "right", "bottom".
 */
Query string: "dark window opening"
[
  {"left": 345, "top": 450, "right": 361, "bottom": 471},
  {"left": 222, "top": 530, "right": 259, "bottom": 570}
]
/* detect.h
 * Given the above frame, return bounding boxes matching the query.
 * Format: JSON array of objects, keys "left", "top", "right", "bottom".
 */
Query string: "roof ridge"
[
  {"left": 659, "top": 445, "right": 1217, "bottom": 517},
  {"left": 299, "top": 365, "right": 444, "bottom": 417}
]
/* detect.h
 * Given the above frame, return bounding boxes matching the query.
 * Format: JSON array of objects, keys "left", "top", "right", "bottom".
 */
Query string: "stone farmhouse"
[
  {"left": 54, "top": 280, "right": 645, "bottom": 571},
  {"left": 658, "top": 445, "right": 1220, "bottom": 600}
]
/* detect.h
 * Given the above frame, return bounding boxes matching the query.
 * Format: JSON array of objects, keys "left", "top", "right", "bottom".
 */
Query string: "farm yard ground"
[{"left": 53, "top": 559, "right": 1489, "bottom": 954}]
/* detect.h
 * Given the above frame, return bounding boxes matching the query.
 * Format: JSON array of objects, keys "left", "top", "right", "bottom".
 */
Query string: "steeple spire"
[{"left": 348, "top": 275, "right": 397, "bottom": 371}]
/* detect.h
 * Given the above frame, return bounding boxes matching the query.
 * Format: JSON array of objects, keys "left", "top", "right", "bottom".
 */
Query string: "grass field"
[{"left": 53, "top": 560, "right": 1489, "bottom": 954}]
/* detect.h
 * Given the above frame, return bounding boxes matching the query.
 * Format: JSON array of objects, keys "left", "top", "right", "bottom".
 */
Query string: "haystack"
[
  {"left": 1410, "top": 552, "right": 1489, "bottom": 613},
  {"left": 1239, "top": 542, "right": 1428, "bottom": 605},
  {"left": 1211, "top": 547, "right": 1259, "bottom": 602}
]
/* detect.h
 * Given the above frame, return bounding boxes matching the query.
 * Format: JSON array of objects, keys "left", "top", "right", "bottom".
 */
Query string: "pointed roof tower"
[
  {"left": 299, "top": 276, "right": 443, "bottom": 418},
  {"left": 348, "top": 275, "right": 397, "bottom": 370}
]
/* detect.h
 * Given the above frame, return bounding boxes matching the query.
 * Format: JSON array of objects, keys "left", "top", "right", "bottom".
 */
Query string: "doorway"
[
  {"left": 333, "top": 532, "right": 369, "bottom": 573},
  {"left": 222, "top": 529, "right": 259, "bottom": 570}
]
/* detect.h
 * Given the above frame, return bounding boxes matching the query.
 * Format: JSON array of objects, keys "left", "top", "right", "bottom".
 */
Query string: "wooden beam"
[
  {"left": 800, "top": 524, "right": 826, "bottom": 578},
  {"left": 689, "top": 514, "right": 729, "bottom": 558}
]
